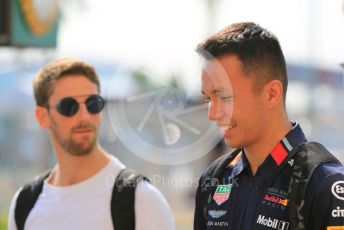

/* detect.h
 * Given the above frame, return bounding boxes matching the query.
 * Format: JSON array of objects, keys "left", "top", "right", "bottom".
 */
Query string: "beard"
[{"left": 50, "top": 121, "right": 98, "bottom": 156}]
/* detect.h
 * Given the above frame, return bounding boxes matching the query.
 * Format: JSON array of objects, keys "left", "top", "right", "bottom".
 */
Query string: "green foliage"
[
  {"left": 132, "top": 69, "right": 156, "bottom": 90},
  {"left": 0, "top": 213, "right": 7, "bottom": 230}
]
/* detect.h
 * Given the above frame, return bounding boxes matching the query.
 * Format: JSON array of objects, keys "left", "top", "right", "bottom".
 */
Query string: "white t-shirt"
[{"left": 8, "top": 156, "right": 175, "bottom": 230}]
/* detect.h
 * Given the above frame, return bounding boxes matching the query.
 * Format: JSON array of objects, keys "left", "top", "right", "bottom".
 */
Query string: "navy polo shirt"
[{"left": 194, "top": 123, "right": 344, "bottom": 230}]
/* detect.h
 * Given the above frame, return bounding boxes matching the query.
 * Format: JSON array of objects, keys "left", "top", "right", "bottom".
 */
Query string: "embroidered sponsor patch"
[
  {"left": 287, "top": 159, "right": 294, "bottom": 167},
  {"left": 256, "top": 215, "right": 289, "bottom": 230},
  {"left": 207, "top": 220, "right": 229, "bottom": 227},
  {"left": 264, "top": 194, "right": 288, "bottom": 206},
  {"left": 262, "top": 187, "right": 289, "bottom": 210},
  {"left": 331, "top": 181, "right": 344, "bottom": 201},
  {"left": 332, "top": 207, "right": 344, "bottom": 218},
  {"left": 208, "top": 210, "right": 227, "bottom": 219},
  {"left": 213, "top": 184, "right": 232, "bottom": 205}
]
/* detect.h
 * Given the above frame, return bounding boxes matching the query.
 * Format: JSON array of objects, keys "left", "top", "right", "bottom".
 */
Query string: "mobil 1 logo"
[{"left": 256, "top": 215, "right": 289, "bottom": 230}]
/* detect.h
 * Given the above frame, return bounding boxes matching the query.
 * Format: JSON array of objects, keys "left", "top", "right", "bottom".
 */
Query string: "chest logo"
[
  {"left": 208, "top": 210, "right": 227, "bottom": 219},
  {"left": 256, "top": 215, "right": 289, "bottom": 230},
  {"left": 213, "top": 184, "right": 232, "bottom": 205},
  {"left": 262, "top": 187, "right": 289, "bottom": 210}
]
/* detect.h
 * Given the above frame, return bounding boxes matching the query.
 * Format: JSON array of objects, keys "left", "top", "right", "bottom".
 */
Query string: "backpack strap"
[
  {"left": 111, "top": 168, "right": 150, "bottom": 230},
  {"left": 287, "top": 141, "right": 342, "bottom": 230},
  {"left": 14, "top": 171, "right": 51, "bottom": 230},
  {"left": 199, "top": 149, "right": 242, "bottom": 222},
  {"left": 14, "top": 168, "right": 149, "bottom": 230}
]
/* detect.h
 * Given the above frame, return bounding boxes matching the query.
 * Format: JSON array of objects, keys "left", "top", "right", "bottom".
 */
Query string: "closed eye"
[{"left": 220, "top": 96, "right": 234, "bottom": 102}]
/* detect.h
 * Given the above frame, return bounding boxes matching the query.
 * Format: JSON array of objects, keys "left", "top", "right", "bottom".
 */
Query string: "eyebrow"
[{"left": 201, "top": 88, "right": 225, "bottom": 95}]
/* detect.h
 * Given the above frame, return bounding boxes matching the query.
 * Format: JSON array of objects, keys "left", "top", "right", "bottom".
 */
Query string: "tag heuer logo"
[{"left": 213, "top": 184, "right": 232, "bottom": 205}]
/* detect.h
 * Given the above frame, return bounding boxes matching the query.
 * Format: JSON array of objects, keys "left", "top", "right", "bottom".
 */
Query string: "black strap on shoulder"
[
  {"left": 197, "top": 141, "right": 342, "bottom": 229},
  {"left": 199, "top": 149, "right": 241, "bottom": 221},
  {"left": 287, "top": 141, "right": 342, "bottom": 230},
  {"left": 14, "top": 168, "right": 149, "bottom": 230},
  {"left": 111, "top": 168, "right": 149, "bottom": 230},
  {"left": 14, "top": 171, "right": 51, "bottom": 230}
]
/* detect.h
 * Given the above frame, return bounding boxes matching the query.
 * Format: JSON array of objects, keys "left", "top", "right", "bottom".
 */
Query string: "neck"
[
  {"left": 244, "top": 115, "right": 292, "bottom": 176},
  {"left": 49, "top": 144, "right": 111, "bottom": 186}
]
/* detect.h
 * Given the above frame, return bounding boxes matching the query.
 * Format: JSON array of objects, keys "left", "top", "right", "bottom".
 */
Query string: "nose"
[
  {"left": 76, "top": 103, "right": 92, "bottom": 119},
  {"left": 208, "top": 98, "right": 224, "bottom": 121}
]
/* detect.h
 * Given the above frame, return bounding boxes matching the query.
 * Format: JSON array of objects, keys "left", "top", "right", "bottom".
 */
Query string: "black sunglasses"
[{"left": 52, "top": 95, "right": 106, "bottom": 117}]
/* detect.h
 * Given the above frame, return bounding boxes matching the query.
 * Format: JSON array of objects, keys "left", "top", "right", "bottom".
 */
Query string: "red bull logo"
[{"left": 264, "top": 194, "right": 288, "bottom": 207}]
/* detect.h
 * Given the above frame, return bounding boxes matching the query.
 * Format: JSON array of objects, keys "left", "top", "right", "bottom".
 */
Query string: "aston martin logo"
[{"left": 208, "top": 210, "right": 227, "bottom": 219}]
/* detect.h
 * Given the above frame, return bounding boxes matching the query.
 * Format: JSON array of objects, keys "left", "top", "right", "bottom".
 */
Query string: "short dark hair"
[
  {"left": 33, "top": 57, "right": 101, "bottom": 107},
  {"left": 196, "top": 22, "right": 288, "bottom": 102}
]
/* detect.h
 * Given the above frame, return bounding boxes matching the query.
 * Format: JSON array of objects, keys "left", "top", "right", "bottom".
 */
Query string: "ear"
[
  {"left": 35, "top": 106, "right": 50, "bottom": 128},
  {"left": 263, "top": 80, "right": 283, "bottom": 109}
]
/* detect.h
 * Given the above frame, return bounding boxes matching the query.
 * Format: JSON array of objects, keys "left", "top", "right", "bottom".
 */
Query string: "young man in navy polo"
[{"left": 194, "top": 22, "right": 344, "bottom": 230}]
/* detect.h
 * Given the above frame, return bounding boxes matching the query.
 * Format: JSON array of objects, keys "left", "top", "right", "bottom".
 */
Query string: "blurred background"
[{"left": 1, "top": 0, "right": 344, "bottom": 229}]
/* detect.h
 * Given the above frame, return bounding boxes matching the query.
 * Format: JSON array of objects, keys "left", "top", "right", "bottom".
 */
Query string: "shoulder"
[
  {"left": 199, "top": 149, "right": 241, "bottom": 183},
  {"left": 309, "top": 162, "right": 344, "bottom": 190},
  {"left": 296, "top": 142, "right": 344, "bottom": 198},
  {"left": 316, "top": 162, "right": 344, "bottom": 176},
  {"left": 8, "top": 189, "right": 21, "bottom": 230},
  {"left": 104, "top": 155, "right": 126, "bottom": 183},
  {"left": 135, "top": 180, "right": 170, "bottom": 209},
  {"left": 108, "top": 155, "right": 126, "bottom": 172},
  {"left": 135, "top": 181, "right": 175, "bottom": 230},
  {"left": 306, "top": 162, "right": 344, "bottom": 204},
  {"left": 304, "top": 163, "right": 344, "bottom": 229}
]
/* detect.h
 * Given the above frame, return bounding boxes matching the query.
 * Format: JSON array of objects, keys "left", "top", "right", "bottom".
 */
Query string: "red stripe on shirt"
[{"left": 271, "top": 143, "right": 288, "bottom": 166}]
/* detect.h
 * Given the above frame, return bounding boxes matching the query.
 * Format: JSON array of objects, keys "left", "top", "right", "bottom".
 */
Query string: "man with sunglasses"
[{"left": 8, "top": 57, "right": 175, "bottom": 230}]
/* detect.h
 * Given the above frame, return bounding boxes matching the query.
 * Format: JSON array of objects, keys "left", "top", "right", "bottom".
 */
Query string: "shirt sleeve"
[
  {"left": 8, "top": 190, "right": 20, "bottom": 230},
  {"left": 135, "top": 181, "right": 175, "bottom": 230},
  {"left": 305, "top": 164, "right": 344, "bottom": 230}
]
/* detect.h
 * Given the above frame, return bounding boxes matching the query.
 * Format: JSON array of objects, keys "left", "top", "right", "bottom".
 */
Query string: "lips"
[
  {"left": 74, "top": 129, "right": 93, "bottom": 134},
  {"left": 72, "top": 124, "right": 95, "bottom": 134},
  {"left": 219, "top": 124, "right": 236, "bottom": 138},
  {"left": 73, "top": 128, "right": 95, "bottom": 134}
]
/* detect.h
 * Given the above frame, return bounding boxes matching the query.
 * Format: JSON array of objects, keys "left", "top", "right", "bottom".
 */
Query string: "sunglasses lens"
[
  {"left": 56, "top": 98, "right": 79, "bottom": 116},
  {"left": 86, "top": 95, "right": 105, "bottom": 114}
]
